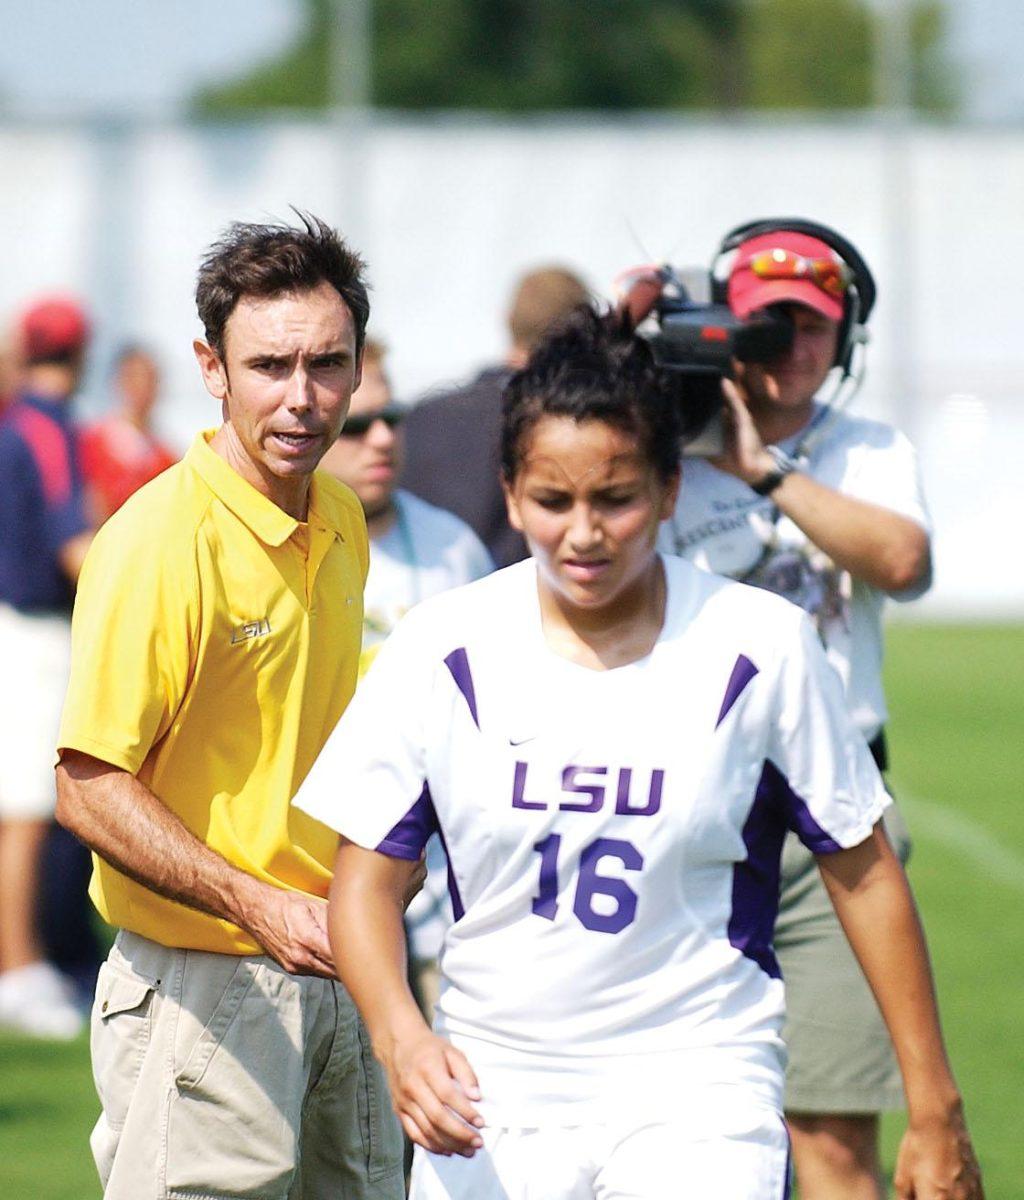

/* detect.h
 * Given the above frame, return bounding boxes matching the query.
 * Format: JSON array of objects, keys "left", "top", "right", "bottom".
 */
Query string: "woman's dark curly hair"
[{"left": 501, "top": 305, "right": 684, "bottom": 484}]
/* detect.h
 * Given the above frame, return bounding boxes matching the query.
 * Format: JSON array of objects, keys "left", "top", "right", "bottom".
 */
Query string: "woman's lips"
[{"left": 562, "top": 558, "right": 611, "bottom": 582}]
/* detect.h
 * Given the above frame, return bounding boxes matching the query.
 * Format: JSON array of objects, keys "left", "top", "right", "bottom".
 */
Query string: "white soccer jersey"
[
  {"left": 295, "top": 556, "right": 888, "bottom": 1125},
  {"left": 659, "top": 407, "right": 931, "bottom": 738}
]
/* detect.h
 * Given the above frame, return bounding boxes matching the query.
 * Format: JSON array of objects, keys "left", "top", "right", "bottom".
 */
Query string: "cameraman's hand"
[{"left": 708, "top": 376, "right": 777, "bottom": 487}]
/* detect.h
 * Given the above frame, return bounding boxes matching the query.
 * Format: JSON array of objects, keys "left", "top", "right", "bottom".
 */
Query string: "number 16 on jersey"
[{"left": 532, "top": 833, "right": 644, "bottom": 935}]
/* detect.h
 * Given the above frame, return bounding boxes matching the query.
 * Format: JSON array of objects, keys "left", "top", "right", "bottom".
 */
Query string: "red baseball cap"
[
  {"left": 18, "top": 296, "right": 91, "bottom": 363},
  {"left": 727, "top": 231, "right": 847, "bottom": 323}
]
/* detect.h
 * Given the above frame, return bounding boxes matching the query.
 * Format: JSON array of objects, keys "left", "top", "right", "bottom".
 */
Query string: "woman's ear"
[
  {"left": 502, "top": 478, "right": 525, "bottom": 533},
  {"left": 659, "top": 467, "right": 682, "bottom": 522}
]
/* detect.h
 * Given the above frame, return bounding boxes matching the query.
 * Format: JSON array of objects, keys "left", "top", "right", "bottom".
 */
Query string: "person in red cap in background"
[
  {"left": 0, "top": 295, "right": 94, "bottom": 1038},
  {"left": 660, "top": 221, "right": 933, "bottom": 1200},
  {"left": 80, "top": 344, "right": 177, "bottom": 523}
]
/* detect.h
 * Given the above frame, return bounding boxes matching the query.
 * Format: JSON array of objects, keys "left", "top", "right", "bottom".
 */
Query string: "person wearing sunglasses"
[
  {"left": 661, "top": 221, "right": 934, "bottom": 1200},
  {"left": 320, "top": 338, "right": 493, "bottom": 1018}
]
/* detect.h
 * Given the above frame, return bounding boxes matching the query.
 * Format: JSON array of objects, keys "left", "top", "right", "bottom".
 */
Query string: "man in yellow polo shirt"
[{"left": 55, "top": 214, "right": 404, "bottom": 1199}]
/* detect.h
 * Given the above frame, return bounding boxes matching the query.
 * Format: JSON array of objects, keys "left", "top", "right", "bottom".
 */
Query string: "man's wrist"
[{"left": 751, "top": 445, "right": 800, "bottom": 496}]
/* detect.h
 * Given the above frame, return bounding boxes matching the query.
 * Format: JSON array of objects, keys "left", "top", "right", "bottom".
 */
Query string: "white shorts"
[
  {"left": 410, "top": 1105, "right": 791, "bottom": 1200},
  {"left": 0, "top": 603, "right": 71, "bottom": 820}
]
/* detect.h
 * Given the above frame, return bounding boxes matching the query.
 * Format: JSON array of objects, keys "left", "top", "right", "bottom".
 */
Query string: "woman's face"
[{"left": 504, "top": 415, "right": 679, "bottom": 613}]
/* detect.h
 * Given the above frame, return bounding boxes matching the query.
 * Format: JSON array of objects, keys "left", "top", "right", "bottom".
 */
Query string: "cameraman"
[{"left": 660, "top": 222, "right": 932, "bottom": 1200}]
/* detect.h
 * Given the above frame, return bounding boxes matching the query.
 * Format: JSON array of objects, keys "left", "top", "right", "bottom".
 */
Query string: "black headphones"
[{"left": 711, "top": 217, "right": 876, "bottom": 376}]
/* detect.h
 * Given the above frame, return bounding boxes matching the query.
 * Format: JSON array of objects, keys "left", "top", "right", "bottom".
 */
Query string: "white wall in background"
[{"left": 0, "top": 116, "right": 1020, "bottom": 618}]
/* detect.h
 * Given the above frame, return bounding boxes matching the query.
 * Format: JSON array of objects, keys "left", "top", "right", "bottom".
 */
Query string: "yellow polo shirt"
[{"left": 58, "top": 430, "right": 368, "bottom": 954}]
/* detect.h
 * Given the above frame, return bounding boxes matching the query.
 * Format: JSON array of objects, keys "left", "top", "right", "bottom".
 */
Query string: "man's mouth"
[{"left": 272, "top": 430, "right": 321, "bottom": 450}]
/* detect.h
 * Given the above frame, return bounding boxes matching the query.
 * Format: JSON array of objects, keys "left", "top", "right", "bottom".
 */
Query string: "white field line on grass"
[{"left": 900, "top": 793, "right": 1024, "bottom": 894}]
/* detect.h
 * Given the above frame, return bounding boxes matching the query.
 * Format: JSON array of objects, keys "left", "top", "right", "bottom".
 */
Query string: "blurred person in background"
[
  {"left": 660, "top": 219, "right": 931, "bottom": 1200},
  {"left": 0, "top": 296, "right": 93, "bottom": 1039},
  {"left": 320, "top": 336, "right": 492, "bottom": 1016},
  {"left": 41, "top": 340, "right": 177, "bottom": 1001},
  {"left": 401, "top": 265, "right": 589, "bottom": 568},
  {"left": 80, "top": 343, "right": 177, "bottom": 522},
  {"left": 0, "top": 331, "right": 17, "bottom": 409}
]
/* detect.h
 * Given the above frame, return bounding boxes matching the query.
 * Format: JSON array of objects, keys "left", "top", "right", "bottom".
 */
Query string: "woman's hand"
[
  {"left": 894, "top": 1102, "right": 983, "bottom": 1199},
  {"left": 383, "top": 1026, "right": 484, "bottom": 1157}
]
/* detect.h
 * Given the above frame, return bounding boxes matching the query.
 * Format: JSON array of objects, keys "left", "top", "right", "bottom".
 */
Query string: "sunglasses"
[
  {"left": 748, "top": 248, "right": 854, "bottom": 299},
  {"left": 339, "top": 406, "right": 405, "bottom": 438}
]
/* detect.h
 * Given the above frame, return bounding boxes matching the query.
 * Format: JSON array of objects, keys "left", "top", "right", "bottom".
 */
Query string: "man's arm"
[
  {"left": 55, "top": 749, "right": 335, "bottom": 977},
  {"left": 818, "top": 826, "right": 983, "bottom": 1199},
  {"left": 711, "top": 381, "right": 931, "bottom": 594}
]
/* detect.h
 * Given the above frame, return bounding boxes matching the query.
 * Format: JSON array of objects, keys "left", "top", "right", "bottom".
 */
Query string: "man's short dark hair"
[{"left": 195, "top": 212, "right": 369, "bottom": 360}]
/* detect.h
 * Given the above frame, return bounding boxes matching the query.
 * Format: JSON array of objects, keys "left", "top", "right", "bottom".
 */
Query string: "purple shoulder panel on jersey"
[
  {"left": 444, "top": 646, "right": 480, "bottom": 729},
  {"left": 715, "top": 653, "right": 759, "bottom": 728},
  {"left": 374, "top": 783, "right": 466, "bottom": 921},
  {"left": 376, "top": 783, "right": 439, "bottom": 860},
  {"left": 728, "top": 763, "right": 788, "bottom": 979},
  {"left": 768, "top": 759, "right": 844, "bottom": 854},
  {"left": 729, "top": 759, "right": 845, "bottom": 979},
  {"left": 438, "top": 825, "right": 466, "bottom": 922}
]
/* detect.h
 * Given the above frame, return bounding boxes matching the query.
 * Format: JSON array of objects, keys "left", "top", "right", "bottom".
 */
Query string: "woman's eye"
[
  {"left": 601, "top": 492, "right": 636, "bottom": 507},
  {"left": 533, "top": 495, "right": 570, "bottom": 511}
]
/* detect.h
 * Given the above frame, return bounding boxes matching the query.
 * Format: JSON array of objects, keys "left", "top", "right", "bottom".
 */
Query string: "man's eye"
[
  {"left": 601, "top": 492, "right": 636, "bottom": 507},
  {"left": 313, "top": 355, "right": 347, "bottom": 370}
]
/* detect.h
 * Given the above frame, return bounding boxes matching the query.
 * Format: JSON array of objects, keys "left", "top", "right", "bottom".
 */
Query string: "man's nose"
[
  {"left": 285, "top": 364, "right": 314, "bottom": 411},
  {"left": 366, "top": 416, "right": 395, "bottom": 446}
]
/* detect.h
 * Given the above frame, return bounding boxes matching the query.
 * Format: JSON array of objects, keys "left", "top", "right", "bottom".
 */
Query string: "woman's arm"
[
  {"left": 328, "top": 838, "right": 484, "bottom": 1157},
  {"left": 817, "top": 824, "right": 984, "bottom": 1200}
]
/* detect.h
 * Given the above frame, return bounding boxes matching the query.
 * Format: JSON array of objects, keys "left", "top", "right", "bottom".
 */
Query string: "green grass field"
[{"left": 1, "top": 623, "right": 1021, "bottom": 1199}]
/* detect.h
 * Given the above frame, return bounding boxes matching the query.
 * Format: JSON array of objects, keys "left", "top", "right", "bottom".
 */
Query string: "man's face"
[
  {"left": 195, "top": 280, "right": 361, "bottom": 488},
  {"left": 740, "top": 303, "right": 839, "bottom": 413},
  {"left": 319, "top": 361, "right": 402, "bottom": 520}
]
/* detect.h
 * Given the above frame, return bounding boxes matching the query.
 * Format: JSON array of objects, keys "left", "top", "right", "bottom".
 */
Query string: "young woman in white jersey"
[{"left": 293, "top": 309, "right": 981, "bottom": 1200}]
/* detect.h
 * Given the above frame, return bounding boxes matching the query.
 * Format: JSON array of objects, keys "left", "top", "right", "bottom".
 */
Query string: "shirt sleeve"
[
  {"left": 766, "top": 613, "right": 890, "bottom": 853},
  {"left": 465, "top": 530, "right": 495, "bottom": 581},
  {"left": 292, "top": 606, "right": 439, "bottom": 860},
  {"left": 57, "top": 514, "right": 198, "bottom": 775},
  {"left": 843, "top": 425, "right": 933, "bottom": 602}
]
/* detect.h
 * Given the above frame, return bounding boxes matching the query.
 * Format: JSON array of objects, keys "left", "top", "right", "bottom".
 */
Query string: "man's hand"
[
  {"left": 238, "top": 885, "right": 336, "bottom": 979},
  {"left": 708, "top": 377, "right": 777, "bottom": 486},
  {"left": 894, "top": 1104, "right": 984, "bottom": 1199}
]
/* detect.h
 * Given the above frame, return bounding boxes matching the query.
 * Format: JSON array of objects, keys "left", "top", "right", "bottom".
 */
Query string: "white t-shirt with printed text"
[
  {"left": 363, "top": 488, "right": 493, "bottom": 655},
  {"left": 295, "top": 557, "right": 888, "bottom": 1125},
  {"left": 659, "top": 407, "right": 931, "bottom": 738}
]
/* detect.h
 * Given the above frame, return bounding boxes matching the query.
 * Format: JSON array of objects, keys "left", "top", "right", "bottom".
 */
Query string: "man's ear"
[
  {"left": 193, "top": 339, "right": 229, "bottom": 402},
  {"left": 501, "top": 478, "right": 525, "bottom": 533}
]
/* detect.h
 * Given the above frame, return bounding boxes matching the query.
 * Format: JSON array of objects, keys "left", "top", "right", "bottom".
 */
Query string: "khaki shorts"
[
  {"left": 90, "top": 930, "right": 403, "bottom": 1199},
  {"left": 775, "top": 804, "right": 911, "bottom": 1115}
]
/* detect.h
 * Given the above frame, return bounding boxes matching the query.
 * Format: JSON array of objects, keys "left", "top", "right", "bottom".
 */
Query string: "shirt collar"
[{"left": 185, "top": 430, "right": 302, "bottom": 547}]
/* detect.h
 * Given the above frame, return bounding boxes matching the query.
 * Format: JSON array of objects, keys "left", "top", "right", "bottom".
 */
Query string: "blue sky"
[{"left": 0, "top": 0, "right": 1021, "bottom": 119}]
